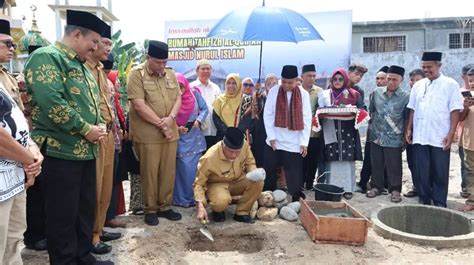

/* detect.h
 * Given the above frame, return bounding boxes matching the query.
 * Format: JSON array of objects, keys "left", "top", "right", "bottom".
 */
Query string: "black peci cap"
[
  {"left": 302, "top": 64, "right": 316, "bottom": 74},
  {"left": 387, "top": 65, "right": 405, "bottom": 77},
  {"left": 223, "top": 127, "right": 244, "bottom": 149},
  {"left": 0, "top": 19, "right": 11, "bottom": 36},
  {"left": 66, "top": 9, "right": 108, "bottom": 35},
  {"left": 148, "top": 40, "right": 168, "bottom": 59},
  {"left": 281, "top": 65, "right": 298, "bottom": 79},
  {"left": 421, "top": 52, "right": 442, "bottom": 61}
]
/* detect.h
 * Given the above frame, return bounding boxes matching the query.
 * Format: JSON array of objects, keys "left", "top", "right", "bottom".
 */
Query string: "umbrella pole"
[
  {"left": 258, "top": 0, "right": 265, "bottom": 83},
  {"left": 258, "top": 41, "right": 263, "bottom": 83}
]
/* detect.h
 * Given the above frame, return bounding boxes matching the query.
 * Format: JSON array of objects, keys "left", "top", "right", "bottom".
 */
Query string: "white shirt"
[
  {"left": 407, "top": 74, "right": 463, "bottom": 148},
  {"left": 264, "top": 85, "right": 312, "bottom": 153},
  {"left": 0, "top": 84, "right": 29, "bottom": 202},
  {"left": 190, "top": 79, "right": 221, "bottom": 136}
]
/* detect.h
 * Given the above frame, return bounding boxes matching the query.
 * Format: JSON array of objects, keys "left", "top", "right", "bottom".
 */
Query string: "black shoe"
[
  {"left": 212, "top": 211, "right": 226, "bottom": 222},
  {"left": 343, "top": 192, "right": 353, "bottom": 200},
  {"left": 91, "top": 242, "right": 112, "bottom": 255},
  {"left": 355, "top": 185, "right": 367, "bottom": 194},
  {"left": 93, "top": 260, "right": 114, "bottom": 265},
  {"left": 233, "top": 214, "right": 255, "bottom": 224},
  {"left": 132, "top": 209, "right": 144, "bottom": 215},
  {"left": 292, "top": 192, "right": 306, "bottom": 202},
  {"left": 25, "top": 238, "right": 47, "bottom": 251},
  {"left": 403, "top": 190, "right": 418, "bottom": 198},
  {"left": 100, "top": 231, "right": 122, "bottom": 242},
  {"left": 144, "top": 213, "right": 159, "bottom": 226},
  {"left": 157, "top": 209, "right": 182, "bottom": 221}
]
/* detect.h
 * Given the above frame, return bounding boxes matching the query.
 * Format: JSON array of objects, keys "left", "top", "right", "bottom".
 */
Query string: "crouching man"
[{"left": 194, "top": 127, "right": 264, "bottom": 223}]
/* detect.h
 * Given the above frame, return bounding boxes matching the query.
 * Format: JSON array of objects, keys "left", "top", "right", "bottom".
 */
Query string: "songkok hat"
[
  {"left": 387, "top": 65, "right": 405, "bottom": 77},
  {"left": 148, "top": 40, "right": 168, "bottom": 59},
  {"left": 223, "top": 127, "right": 244, "bottom": 150},
  {"left": 102, "top": 54, "right": 114, "bottom": 70},
  {"left": 422, "top": 52, "right": 442, "bottom": 61},
  {"left": 0, "top": 19, "right": 11, "bottom": 36},
  {"left": 28, "top": 45, "right": 42, "bottom": 55},
  {"left": 281, "top": 65, "right": 298, "bottom": 79},
  {"left": 302, "top": 64, "right": 316, "bottom": 74},
  {"left": 378, "top": 66, "right": 389, "bottom": 73},
  {"left": 196, "top": 59, "right": 211, "bottom": 69},
  {"left": 101, "top": 25, "right": 112, "bottom": 39},
  {"left": 66, "top": 10, "right": 107, "bottom": 35}
]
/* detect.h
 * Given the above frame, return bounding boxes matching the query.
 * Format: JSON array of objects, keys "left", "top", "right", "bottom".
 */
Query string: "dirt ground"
[{"left": 22, "top": 141, "right": 474, "bottom": 264}]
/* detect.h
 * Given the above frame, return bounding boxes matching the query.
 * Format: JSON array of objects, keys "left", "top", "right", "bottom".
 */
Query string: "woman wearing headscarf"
[
  {"left": 317, "top": 68, "right": 365, "bottom": 199},
  {"left": 241, "top": 77, "right": 255, "bottom": 96},
  {"left": 173, "top": 73, "right": 209, "bottom": 208},
  {"left": 212, "top": 73, "right": 253, "bottom": 140}
]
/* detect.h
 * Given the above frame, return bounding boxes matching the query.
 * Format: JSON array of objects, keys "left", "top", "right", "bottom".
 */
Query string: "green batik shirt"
[{"left": 24, "top": 42, "right": 102, "bottom": 160}]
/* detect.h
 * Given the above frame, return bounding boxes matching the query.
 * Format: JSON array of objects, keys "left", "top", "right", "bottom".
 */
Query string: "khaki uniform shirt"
[
  {"left": 127, "top": 62, "right": 180, "bottom": 143},
  {"left": 85, "top": 61, "right": 114, "bottom": 124},
  {"left": 0, "top": 67, "right": 24, "bottom": 110},
  {"left": 305, "top": 84, "right": 323, "bottom": 137},
  {"left": 193, "top": 141, "right": 257, "bottom": 202},
  {"left": 462, "top": 104, "right": 474, "bottom": 151}
]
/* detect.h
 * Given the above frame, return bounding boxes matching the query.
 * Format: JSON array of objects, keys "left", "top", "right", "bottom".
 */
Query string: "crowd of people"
[{"left": 1, "top": 8, "right": 474, "bottom": 265}]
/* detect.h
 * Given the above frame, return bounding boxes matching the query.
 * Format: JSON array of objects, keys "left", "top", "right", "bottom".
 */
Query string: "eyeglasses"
[
  {"left": 0, "top": 40, "right": 17, "bottom": 49},
  {"left": 243, "top": 83, "right": 254, "bottom": 87},
  {"left": 332, "top": 77, "right": 344, "bottom": 82}
]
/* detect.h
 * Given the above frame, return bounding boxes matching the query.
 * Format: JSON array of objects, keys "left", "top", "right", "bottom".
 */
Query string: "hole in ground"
[
  {"left": 378, "top": 205, "right": 473, "bottom": 237},
  {"left": 187, "top": 229, "right": 264, "bottom": 253}
]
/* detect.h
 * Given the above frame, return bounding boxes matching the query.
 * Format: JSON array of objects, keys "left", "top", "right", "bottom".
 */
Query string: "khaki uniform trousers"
[
  {"left": 134, "top": 141, "right": 177, "bottom": 213},
  {"left": 207, "top": 176, "right": 264, "bottom": 215},
  {"left": 93, "top": 132, "right": 115, "bottom": 244},
  {"left": 0, "top": 191, "right": 26, "bottom": 265},
  {"left": 464, "top": 149, "right": 474, "bottom": 205}
]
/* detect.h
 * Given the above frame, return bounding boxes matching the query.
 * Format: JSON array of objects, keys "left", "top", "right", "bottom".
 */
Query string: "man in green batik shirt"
[{"left": 24, "top": 10, "right": 113, "bottom": 265}]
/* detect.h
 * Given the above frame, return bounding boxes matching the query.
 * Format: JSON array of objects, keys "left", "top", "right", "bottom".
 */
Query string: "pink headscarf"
[
  {"left": 329, "top": 68, "right": 359, "bottom": 105},
  {"left": 175, "top": 73, "right": 196, "bottom": 126}
]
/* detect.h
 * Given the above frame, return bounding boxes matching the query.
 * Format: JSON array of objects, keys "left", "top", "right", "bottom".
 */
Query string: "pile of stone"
[{"left": 255, "top": 190, "right": 301, "bottom": 222}]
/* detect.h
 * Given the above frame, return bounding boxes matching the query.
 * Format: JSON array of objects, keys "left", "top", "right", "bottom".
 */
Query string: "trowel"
[{"left": 199, "top": 219, "right": 214, "bottom": 242}]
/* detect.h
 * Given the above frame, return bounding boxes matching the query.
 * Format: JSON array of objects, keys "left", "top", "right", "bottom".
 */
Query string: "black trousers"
[
  {"left": 359, "top": 141, "right": 388, "bottom": 190},
  {"left": 412, "top": 144, "right": 450, "bottom": 207},
  {"left": 24, "top": 173, "right": 46, "bottom": 246},
  {"left": 205, "top": 136, "right": 218, "bottom": 151},
  {"left": 370, "top": 143, "right": 403, "bottom": 192},
  {"left": 42, "top": 155, "right": 97, "bottom": 265},
  {"left": 303, "top": 137, "right": 323, "bottom": 189},
  {"left": 106, "top": 150, "right": 120, "bottom": 222},
  {"left": 263, "top": 145, "right": 304, "bottom": 200}
]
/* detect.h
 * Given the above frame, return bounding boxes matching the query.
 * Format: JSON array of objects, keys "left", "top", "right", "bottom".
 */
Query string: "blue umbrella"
[{"left": 207, "top": 3, "right": 324, "bottom": 81}]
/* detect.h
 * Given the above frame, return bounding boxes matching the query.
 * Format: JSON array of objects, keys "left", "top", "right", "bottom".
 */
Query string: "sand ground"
[{"left": 22, "top": 141, "right": 474, "bottom": 264}]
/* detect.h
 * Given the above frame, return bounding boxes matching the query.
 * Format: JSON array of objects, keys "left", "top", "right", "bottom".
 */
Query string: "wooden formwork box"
[{"left": 299, "top": 199, "right": 372, "bottom": 246}]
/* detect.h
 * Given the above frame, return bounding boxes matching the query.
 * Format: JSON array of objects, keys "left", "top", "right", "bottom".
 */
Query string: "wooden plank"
[{"left": 299, "top": 199, "right": 370, "bottom": 245}]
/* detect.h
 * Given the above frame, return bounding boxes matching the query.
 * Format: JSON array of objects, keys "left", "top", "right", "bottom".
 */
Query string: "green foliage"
[{"left": 111, "top": 30, "right": 148, "bottom": 112}]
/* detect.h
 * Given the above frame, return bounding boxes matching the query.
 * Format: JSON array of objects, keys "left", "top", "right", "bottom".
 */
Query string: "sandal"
[
  {"left": 460, "top": 188, "right": 471, "bottom": 199},
  {"left": 366, "top": 188, "right": 380, "bottom": 198},
  {"left": 391, "top": 191, "right": 402, "bottom": 203}
]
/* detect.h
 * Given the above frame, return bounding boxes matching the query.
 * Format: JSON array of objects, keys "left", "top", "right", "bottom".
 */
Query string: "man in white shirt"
[
  {"left": 405, "top": 51, "right": 464, "bottom": 207},
  {"left": 0, "top": 83, "right": 43, "bottom": 264},
  {"left": 189, "top": 59, "right": 222, "bottom": 149},
  {"left": 263, "top": 65, "right": 311, "bottom": 202}
]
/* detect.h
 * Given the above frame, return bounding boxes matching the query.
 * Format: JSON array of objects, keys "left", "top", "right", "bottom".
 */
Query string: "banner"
[{"left": 164, "top": 10, "right": 352, "bottom": 82}]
